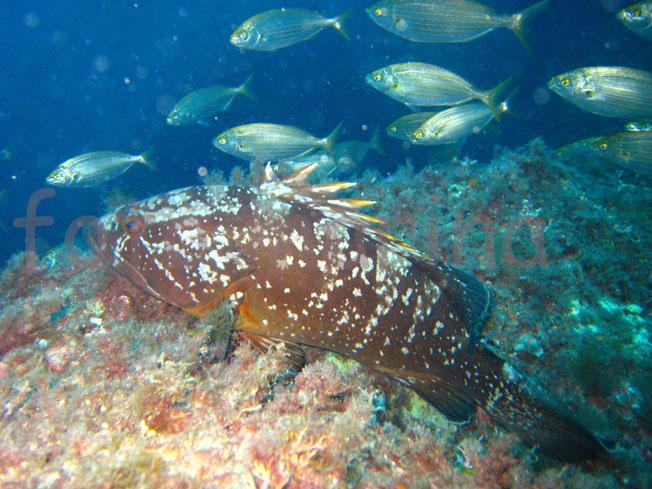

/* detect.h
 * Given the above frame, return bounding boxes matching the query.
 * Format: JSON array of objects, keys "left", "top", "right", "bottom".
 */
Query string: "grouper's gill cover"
[{"left": 85, "top": 163, "right": 609, "bottom": 463}]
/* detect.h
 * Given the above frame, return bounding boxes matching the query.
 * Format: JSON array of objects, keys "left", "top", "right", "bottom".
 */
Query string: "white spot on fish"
[{"left": 289, "top": 229, "right": 304, "bottom": 251}]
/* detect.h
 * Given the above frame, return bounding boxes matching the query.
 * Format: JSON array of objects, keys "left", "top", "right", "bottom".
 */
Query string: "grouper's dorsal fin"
[
  {"left": 440, "top": 264, "right": 491, "bottom": 328},
  {"left": 262, "top": 162, "right": 431, "bottom": 264},
  {"left": 263, "top": 161, "right": 279, "bottom": 183},
  {"left": 263, "top": 162, "right": 490, "bottom": 337},
  {"left": 423, "top": 263, "right": 490, "bottom": 342}
]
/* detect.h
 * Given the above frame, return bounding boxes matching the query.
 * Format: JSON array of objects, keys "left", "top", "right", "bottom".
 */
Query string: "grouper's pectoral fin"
[
  {"left": 238, "top": 332, "right": 306, "bottom": 371},
  {"left": 235, "top": 290, "right": 306, "bottom": 371},
  {"left": 182, "top": 277, "right": 255, "bottom": 318},
  {"left": 377, "top": 366, "right": 476, "bottom": 423}
]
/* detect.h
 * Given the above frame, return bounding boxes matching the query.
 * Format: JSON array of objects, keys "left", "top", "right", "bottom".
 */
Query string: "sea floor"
[{"left": 0, "top": 139, "right": 650, "bottom": 488}]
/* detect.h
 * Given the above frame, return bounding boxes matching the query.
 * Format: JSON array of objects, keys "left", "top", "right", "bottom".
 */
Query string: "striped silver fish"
[
  {"left": 367, "top": 0, "right": 549, "bottom": 49},
  {"left": 166, "top": 74, "right": 257, "bottom": 126},
  {"left": 592, "top": 131, "right": 652, "bottom": 175},
  {"left": 230, "top": 7, "right": 353, "bottom": 51},
  {"left": 410, "top": 101, "right": 502, "bottom": 145},
  {"left": 386, "top": 112, "right": 437, "bottom": 141},
  {"left": 276, "top": 126, "right": 385, "bottom": 176},
  {"left": 46, "top": 147, "right": 156, "bottom": 188},
  {"left": 213, "top": 122, "right": 342, "bottom": 161},
  {"left": 556, "top": 136, "right": 604, "bottom": 158},
  {"left": 330, "top": 125, "right": 385, "bottom": 170},
  {"left": 618, "top": 2, "right": 652, "bottom": 41},
  {"left": 366, "top": 62, "right": 512, "bottom": 117},
  {"left": 548, "top": 67, "right": 652, "bottom": 120}
]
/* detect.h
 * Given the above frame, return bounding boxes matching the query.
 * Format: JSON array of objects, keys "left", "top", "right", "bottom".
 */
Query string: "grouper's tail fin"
[{"left": 472, "top": 347, "right": 612, "bottom": 462}]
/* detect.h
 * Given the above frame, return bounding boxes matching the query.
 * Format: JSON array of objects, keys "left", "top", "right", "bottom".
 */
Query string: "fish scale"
[{"left": 85, "top": 163, "right": 608, "bottom": 462}]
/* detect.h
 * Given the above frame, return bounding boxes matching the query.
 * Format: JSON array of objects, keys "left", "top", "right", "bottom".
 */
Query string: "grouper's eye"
[{"left": 123, "top": 214, "right": 145, "bottom": 234}]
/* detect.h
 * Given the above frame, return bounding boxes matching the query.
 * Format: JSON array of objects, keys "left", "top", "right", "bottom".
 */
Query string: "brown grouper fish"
[{"left": 85, "top": 164, "right": 608, "bottom": 462}]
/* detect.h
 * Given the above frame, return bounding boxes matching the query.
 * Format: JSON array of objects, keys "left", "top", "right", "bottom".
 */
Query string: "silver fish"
[
  {"left": 618, "top": 1, "right": 652, "bottom": 41},
  {"left": 410, "top": 101, "right": 502, "bottom": 145},
  {"left": 230, "top": 7, "right": 353, "bottom": 51},
  {"left": 366, "top": 62, "right": 512, "bottom": 118},
  {"left": 548, "top": 67, "right": 652, "bottom": 120},
  {"left": 386, "top": 112, "right": 437, "bottom": 141},
  {"left": 213, "top": 122, "right": 342, "bottom": 161},
  {"left": 592, "top": 131, "right": 652, "bottom": 175},
  {"left": 276, "top": 126, "right": 385, "bottom": 176},
  {"left": 46, "top": 147, "right": 156, "bottom": 188},
  {"left": 166, "top": 74, "right": 257, "bottom": 126},
  {"left": 366, "top": 0, "right": 549, "bottom": 49},
  {"left": 556, "top": 136, "right": 604, "bottom": 158}
]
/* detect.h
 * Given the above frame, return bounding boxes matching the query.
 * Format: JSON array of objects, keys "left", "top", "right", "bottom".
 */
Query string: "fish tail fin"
[
  {"left": 324, "top": 121, "right": 343, "bottom": 160},
  {"left": 139, "top": 144, "right": 158, "bottom": 171},
  {"left": 332, "top": 6, "right": 355, "bottom": 41},
  {"left": 369, "top": 125, "right": 386, "bottom": 157},
  {"left": 470, "top": 347, "right": 612, "bottom": 462},
  {"left": 497, "top": 88, "right": 521, "bottom": 121},
  {"left": 484, "top": 76, "right": 516, "bottom": 122},
  {"left": 510, "top": 0, "right": 550, "bottom": 52},
  {"left": 239, "top": 73, "right": 258, "bottom": 103}
]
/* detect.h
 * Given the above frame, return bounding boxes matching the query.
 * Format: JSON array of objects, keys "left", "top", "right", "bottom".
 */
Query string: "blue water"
[{"left": 0, "top": 0, "right": 649, "bottom": 267}]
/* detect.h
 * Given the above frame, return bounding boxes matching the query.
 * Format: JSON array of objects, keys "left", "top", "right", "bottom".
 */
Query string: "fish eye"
[
  {"left": 218, "top": 138, "right": 227, "bottom": 145},
  {"left": 373, "top": 74, "right": 381, "bottom": 81},
  {"left": 599, "top": 143, "right": 608, "bottom": 150},
  {"left": 561, "top": 79, "right": 570, "bottom": 87},
  {"left": 389, "top": 127, "right": 396, "bottom": 132},
  {"left": 374, "top": 9, "right": 382, "bottom": 16},
  {"left": 240, "top": 31, "right": 247, "bottom": 39},
  {"left": 414, "top": 132, "right": 422, "bottom": 139},
  {"left": 123, "top": 215, "right": 144, "bottom": 234}
]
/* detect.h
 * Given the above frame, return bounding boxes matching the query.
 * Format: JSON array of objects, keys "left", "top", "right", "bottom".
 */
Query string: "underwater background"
[
  {"left": 1, "top": 1, "right": 651, "bottom": 488},
  {"left": 1, "top": 0, "right": 650, "bottom": 262}
]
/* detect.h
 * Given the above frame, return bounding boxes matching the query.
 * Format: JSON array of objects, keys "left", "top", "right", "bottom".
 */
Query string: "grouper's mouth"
[
  {"left": 82, "top": 216, "right": 192, "bottom": 308},
  {"left": 83, "top": 218, "right": 141, "bottom": 284},
  {"left": 83, "top": 220, "right": 112, "bottom": 265}
]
